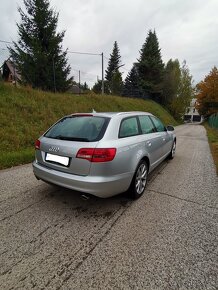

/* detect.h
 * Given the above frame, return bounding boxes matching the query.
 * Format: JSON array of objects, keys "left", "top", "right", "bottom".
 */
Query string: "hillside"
[{"left": 0, "top": 82, "right": 177, "bottom": 169}]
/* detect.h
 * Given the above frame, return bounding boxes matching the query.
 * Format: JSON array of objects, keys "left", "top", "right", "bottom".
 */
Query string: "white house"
[{"left": 184, "top": 98, "right": 203, "bottom": 122}]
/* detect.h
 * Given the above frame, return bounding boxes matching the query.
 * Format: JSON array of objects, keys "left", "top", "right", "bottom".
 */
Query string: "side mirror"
[{"left": 166, "top": 125, "right": 174, "bottom": 131}]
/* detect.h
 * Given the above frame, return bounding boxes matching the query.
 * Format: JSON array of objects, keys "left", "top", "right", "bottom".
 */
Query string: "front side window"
[
  {"left": 139, "top": 115, "right": 156, "bottom": 134},
  {"left": 44, "top": 116, "right": 109, "bottom": 142},
  {"left": 150, "top": 116, "right": 166, "bottom": 132},
  {"left": 119, "top": 117, "right": 139, "bottom": 138}
]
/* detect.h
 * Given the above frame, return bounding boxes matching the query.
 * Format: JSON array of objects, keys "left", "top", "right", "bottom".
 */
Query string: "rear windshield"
[{"left": 44, "top": 116, "right": 110, "bottom": 142}]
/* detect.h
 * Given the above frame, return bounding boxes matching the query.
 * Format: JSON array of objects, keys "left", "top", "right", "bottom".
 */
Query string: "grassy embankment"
[
  {"left": 0, "top": 82, "right": 177, "bottom": 169},
  {"left": 204, "top": 122, "right": 218, "bottom": 174}
]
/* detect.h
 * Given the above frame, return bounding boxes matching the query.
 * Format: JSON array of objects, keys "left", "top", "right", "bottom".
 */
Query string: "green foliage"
[
  {"left": 0, "top": 148, "right": 34, "bottom": 169},
  {"left": 204, "top": 122, "right": 218, "bottom": 174},
  {"left": 111, "top": 71, "right": 123, "bottom": 96},
  {"left": 136, "top": 30, "right": 164, "bottom": 101},
  {"left": 92, "top": 80, "right": 102, "bottom": 94},
  {"left": 162, "top": 59, "right": 181, "bottom": 105},
  {"left": 9, "top": 0, "right": 72, "bottom": 92},
  {"left": 77, "top": 82, "right": 90, "bottom": 92},
  {"left": 105, "top": 41, "right": 123, "bottom": 95},
  {"left": 170, "top": 61, "right": 194, "bottom": 119},
  {"left": 123, "top": 65, "right": 142, "bottom": 98},
  {"left": 0, "top": 82, "right": 177, "bottom": 168},
  {"left": 92, "top": 80, "right": 110, "bottom": 94},
  {"left": 83, "top": 82, "right": 89, "bottom": 91}
]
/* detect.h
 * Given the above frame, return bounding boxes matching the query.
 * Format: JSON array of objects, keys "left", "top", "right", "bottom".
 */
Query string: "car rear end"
[{"left": 32, "top": 113, "right": 133, "bottom": 197}]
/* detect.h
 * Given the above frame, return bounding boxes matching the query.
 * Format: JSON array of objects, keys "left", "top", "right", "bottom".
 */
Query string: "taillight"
[
  {"left": 76, "top": 148, "right": 116, "bottom": 162},
  {"left": 92, "top": 148, "right": 116, "bottom": 162},
  {"left": 35, "top": 139, "right": 40, "bottom": 149},
  {"left": 76, "top": 148, "right": 94, "bottom": 161}
]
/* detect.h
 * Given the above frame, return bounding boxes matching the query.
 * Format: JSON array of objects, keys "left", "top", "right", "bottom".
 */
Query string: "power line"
[
  {"left": 122, "top": 66, "right": 130, "bottom": 72},
  {"left": 67, "top": 50, "right": 104, "bottom": 93},
  {"left": 0, "top": 40, "right": 13, "bottom": 44},
  {"left": 1, "top": 39, "right": 136, "bottom": 92},
  {"left": 68, "top": 50, "right": 101, "bottom": 56},
  {"left": 71, "top": 68, "right": 97, "bottom": 78},
  {"left": 104, "top": 55, "right": 130, "bottom": 72}
]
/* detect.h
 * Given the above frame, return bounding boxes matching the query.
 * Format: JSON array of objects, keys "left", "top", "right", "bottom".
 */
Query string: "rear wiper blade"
[{"left": 54, "top": 135, "right": 90, "bottom": 142}]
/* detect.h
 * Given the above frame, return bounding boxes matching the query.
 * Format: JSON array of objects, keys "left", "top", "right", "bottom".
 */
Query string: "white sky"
[{"left": 0, "top": 0, "right": 218, "bottom": 87}]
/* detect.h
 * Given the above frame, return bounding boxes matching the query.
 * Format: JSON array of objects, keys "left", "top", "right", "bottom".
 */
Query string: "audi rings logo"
[{"left": 48, "top": 146, "right": 60, "bottom": 153}]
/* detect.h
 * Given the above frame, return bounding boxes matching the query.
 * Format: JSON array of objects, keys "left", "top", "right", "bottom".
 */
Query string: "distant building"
[
  {"left": 184, "top": 98, "right": 203, "bottom": 122},
  {"left": 2, "top": 59, "right": 21, "bottom": 84},
  {"left": 68, "top": 84, "right": 83, "bottom": 94}
]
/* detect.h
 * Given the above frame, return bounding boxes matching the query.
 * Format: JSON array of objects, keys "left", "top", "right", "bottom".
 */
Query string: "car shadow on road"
[{"left": 36, "top": 158, "right": 170, "bottom": 221}]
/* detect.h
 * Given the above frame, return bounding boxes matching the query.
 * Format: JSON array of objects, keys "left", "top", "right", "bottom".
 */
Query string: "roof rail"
[{"left": 116, "top": 111, "right": 146, "bottom": 115}]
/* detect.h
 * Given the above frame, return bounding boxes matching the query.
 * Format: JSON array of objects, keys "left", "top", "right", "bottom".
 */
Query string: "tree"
[
  {"left": 196, "top": 66, "right": 218, "bottom": 117},
  {"left": 111, "top": 71, "right": 123, "bottom": 95},
  {"left": 162, "top": 59, "right": 181, "bottom": 106},
  {"left": 123, "top": 65, "right": 142, "bottom": 98},
  {"left": 105, "top": 41, "right": 123, "bottom": 95},
  {"left": 136, "top": 30, "right": 164, "bottom": 101},
  {"left": 79, "top": 81, "right": 89, "bottom": 91},
  {"left": 92, "top": 80, "right": 109, "bottom": 94},
  {"left": 9, "top": 0, "right": 72, "bottom": 92},
  {"left": 170, "top": 61, "right": 194, "bottom": 119},
  {"left": 83, "top": 82, "right": 89, "bottom": 91}
]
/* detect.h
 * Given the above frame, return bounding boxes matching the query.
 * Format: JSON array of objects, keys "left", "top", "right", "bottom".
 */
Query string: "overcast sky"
[{"left": 0, "top": 0, "right": 218, "bottom": 87}]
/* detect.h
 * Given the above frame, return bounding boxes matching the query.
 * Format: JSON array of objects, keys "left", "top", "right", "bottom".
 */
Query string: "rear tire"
[
  {"left": 129, "top": 160, "right": 148, "bottom": 199},
  {"left": 169, "top": 140, "right": 176, "bottom": 159}
]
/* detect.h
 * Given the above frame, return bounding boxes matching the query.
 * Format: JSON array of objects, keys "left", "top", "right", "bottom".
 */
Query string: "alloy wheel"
[{"left": 135, "top": 163, "right": 147, "bottom": 195}]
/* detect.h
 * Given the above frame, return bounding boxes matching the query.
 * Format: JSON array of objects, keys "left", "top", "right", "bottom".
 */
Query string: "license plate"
[{"left": 45, "top": 153, "right": 69, "bottom": 166}]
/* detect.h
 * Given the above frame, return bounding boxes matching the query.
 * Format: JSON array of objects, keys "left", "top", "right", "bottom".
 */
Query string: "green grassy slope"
[
  {"left": 0, "top": 82, "right": 177, "bottom": 169},
  {"left": 204, "top": 122, "right": 218, "bottom": 174}
]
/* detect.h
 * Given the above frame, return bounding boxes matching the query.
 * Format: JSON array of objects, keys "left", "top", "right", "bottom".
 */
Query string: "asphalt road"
[{"left": 0, "top": 124, "right": 217, "bottom": 290}]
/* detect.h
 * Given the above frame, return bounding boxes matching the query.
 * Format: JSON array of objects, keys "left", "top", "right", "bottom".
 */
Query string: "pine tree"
[
  {"left": 111, "top": 71, "right": 123, "bottom": 96},
  {"left": 92, "top": 80, "right": 109, "bottom": 94},
  {"left": 136, "top": 30, "right": 164, "bottom": 101},
  {"left": 92, "top": 80, "right": 102, "bottom": 94},
  {"left": 83, "top": 82, "right": 89, "bottom": 91},
  {"left": 9, "top": 0, "right": 72, "bottom": 92},
  {"left": 123, "top": 65, "right": 141, "bottom": 98},
  {"left": 105, "top": 41, "right": 123, "bottom": 95}
]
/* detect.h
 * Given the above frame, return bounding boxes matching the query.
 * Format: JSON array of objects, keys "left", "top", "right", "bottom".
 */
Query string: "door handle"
[{"left": 146, "top": 141, "right": 151, "bottom": 147}]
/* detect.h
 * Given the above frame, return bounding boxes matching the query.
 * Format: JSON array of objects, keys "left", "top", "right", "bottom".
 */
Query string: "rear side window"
[
  {"left": 44, "top": 116, "right": 109, "bottom": 142},
  {"left": 150, "top": 116, "right": 166, "bottom": 132},
  {"left": 119, "top": 117, "right": 139, "bottom": 138},
  {"left": 139, "top": 115, "right": 156, "bottom": 134}
]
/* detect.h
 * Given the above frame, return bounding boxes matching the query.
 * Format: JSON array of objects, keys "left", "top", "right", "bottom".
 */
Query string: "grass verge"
[
  {"left": 0, "top": 82, "right": 178, "bottom": 169},
  {"left": 0, "top": 148, "right": 34, "bottom": 170},
  {"left": 204, "top": 122, "right": 218, "bottom": 174}
]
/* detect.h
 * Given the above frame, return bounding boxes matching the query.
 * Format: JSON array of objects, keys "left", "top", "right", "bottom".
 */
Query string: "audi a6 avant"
[{"left": 33, "top": 112, "right": 176, "bottom": 199}]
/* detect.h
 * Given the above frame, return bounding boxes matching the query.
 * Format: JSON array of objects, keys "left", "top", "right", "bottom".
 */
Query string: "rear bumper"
[{"left": 32, "top": 161, "right": 133, "bottom": 198}]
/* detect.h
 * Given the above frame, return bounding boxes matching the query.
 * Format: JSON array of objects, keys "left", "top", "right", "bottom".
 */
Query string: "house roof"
[{"left": 4, "top": 60, "right": 21, "bottom": 81}]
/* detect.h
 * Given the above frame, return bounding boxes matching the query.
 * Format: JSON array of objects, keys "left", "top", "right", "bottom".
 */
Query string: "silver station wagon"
[{"left": 33, "top": 112, "right": 176, "bottom": 199}]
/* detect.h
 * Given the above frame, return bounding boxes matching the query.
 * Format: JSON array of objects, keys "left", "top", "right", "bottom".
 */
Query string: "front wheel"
[
  {"left": 169, "top": 140, "right": 176, "bottom": 159},
  {"left": 129, "top": 160, "right": 148, "bottom": 199}
]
